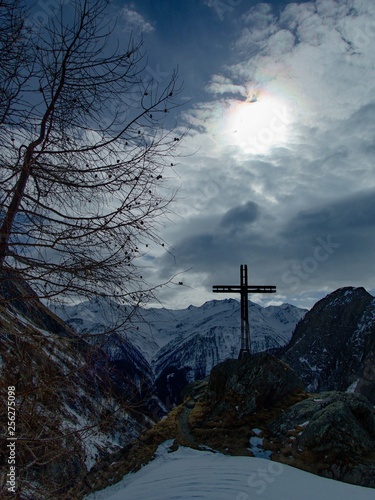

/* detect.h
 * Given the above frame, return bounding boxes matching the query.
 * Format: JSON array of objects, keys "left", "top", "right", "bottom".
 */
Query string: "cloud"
[
  {"left": 203, "top": 0, "right": 245, "bottom": 21},
  {"left": 278, "top": 189, "right": 375, "bottom": 297},
  {"left": 158, "top": 199, "right": 281, "bottom": 289},
  {"left": 206, "top": 75, "right": 246, "bottom": 96},
  {"left": 282, "top": 189, "right": 375, "bottom": 250},
  {"left": 231, "top": 5, "right": 277, "bottom": 56},
  {"left": 145, "top": 0, "right": 375, "bottom": 310},
  {"left": 157, "top": 186, "right": 375, "bottom": 307},
  {"left": 122, "top": 5, "right": 154, "bottom": 34},
  {"left": 219, "top": 201, "right": 259, "bottom": 231}
]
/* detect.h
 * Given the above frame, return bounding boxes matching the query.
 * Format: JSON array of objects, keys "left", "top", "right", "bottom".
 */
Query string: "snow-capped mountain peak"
[{"left": 55, "top": 298, "right": 306, "bottom": 405}]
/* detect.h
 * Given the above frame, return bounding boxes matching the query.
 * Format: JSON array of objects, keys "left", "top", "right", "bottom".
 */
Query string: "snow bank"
[{"left": 87, "top": 441, "right": 374, "bottom": 500}]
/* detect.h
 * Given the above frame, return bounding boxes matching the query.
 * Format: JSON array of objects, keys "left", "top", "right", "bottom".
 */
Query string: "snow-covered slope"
[
  {"left": 55, "top": 298, "right": 305, "bottom": 389},
  {"left": 55, "top": 298, "right": 306, "bottom": 406},
  {"left": 56, "top": 298, "right": 305, "bottom": 362},
  {"left": 86, "top": 441, "right": 375, "bottom": 500},
  {"left": 152, "top": 299, "right": 305, "bottom": 378}
]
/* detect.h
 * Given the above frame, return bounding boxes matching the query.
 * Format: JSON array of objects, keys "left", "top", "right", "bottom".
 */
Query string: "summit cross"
[{"left": 212, "top": 264, "right": 276, "bottom": 359}]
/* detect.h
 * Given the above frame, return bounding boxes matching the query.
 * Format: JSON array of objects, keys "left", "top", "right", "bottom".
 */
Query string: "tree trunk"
[{"left": 0, "top": 149, "right": 32, "bottom": 266}]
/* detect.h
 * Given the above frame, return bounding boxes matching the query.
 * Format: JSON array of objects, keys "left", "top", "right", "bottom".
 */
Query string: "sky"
[
  {"left": 87, "top": 440, "right": 375, "bottom": 499},
  {"left": 29, "top": 0, "right": 375, "bottom": 310}
]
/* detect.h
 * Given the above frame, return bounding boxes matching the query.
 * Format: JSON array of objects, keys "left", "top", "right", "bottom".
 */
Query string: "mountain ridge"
[
  {"left": 55, "top": 297, "right": 306, "bottom": 405},
  {"left": 280, "top": 286, "right": 375, "bottom": 402},
  {"left": 55, "top": 297, "right": 306, "bottom": 361}
]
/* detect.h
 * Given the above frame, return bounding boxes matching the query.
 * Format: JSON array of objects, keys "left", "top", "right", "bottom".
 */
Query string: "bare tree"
[
  {"left": 0, "top": 0, "right": 182, "bottom": 306},
  {"left": 0, "top": 0, "right": 31, "bottom": 126}
]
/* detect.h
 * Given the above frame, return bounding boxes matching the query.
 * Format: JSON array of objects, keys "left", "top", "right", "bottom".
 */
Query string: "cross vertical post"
[
  {"left": 240, "top": 264, "right": 250, "bottom": 358},
  {"left": 212, "top": 264, "right": 276, "bottom": 359}
]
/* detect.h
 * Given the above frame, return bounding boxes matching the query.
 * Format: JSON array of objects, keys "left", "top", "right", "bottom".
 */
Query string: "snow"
[
  {"left": 55, "top": 298, "right": 306, "bottom": 365},
  {"left": 248, "top": 435, "right": 272, "bottom": 459},
  {"left": 299, "top": 356, "right": 322, "bottom": 373},
  {"left": 86, "top": 441, "right": 374, "bottom": 500}
]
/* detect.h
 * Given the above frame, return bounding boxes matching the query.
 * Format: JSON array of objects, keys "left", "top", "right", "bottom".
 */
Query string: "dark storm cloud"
[
  {"left": 159, "top": 188, "right": 375, "bottom": 306},
  {"left": 158, "top": 200, "right": 282, "bottom": 291},
  {"left": 161, "top": 226, "right": 280, "bottom": 292},
  {"left": 282, "top": 189, "right": 375, "bottom": 246},
  {"left": 162, "top": 201, "right": 261, "bottom": 272},
  {"left": 219, "top": 201, "right": 259, "bottom": 231},
  {"left": 279, "top": 190, "right": 375, "bottom": 293}
]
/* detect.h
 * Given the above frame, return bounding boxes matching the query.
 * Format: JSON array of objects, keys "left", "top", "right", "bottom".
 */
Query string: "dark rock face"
[
  {"left": 280, "top": 287, "right": 375, "bottom": 399},
  {"left": 269, "top": 391, "right": 375, "bottom": 487},
  {"left": 156, "top": 365, "right": 194, "bottom": 408},
  {"left": 207, "top": 353, "right": 304, "bottom": 418},
  {"left": 356, "top": 352, "right": 375, "bottom": 404},
  {"left": 187, "top": 354, "right": 375, "bottom": 490}
]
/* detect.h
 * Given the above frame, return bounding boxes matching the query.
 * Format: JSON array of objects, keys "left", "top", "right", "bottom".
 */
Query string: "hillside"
[
  {"left": 2, "top": 279, "right": 375, "bottom": 498},
  {"left": 280, "top": 287, "right": 375, "bottom": 402},
  {"left": 80, "top": 353, "right": 375, "bottom": 498},
  {"left": 0, "top": 272, "right": 163, "bottom": 498}
]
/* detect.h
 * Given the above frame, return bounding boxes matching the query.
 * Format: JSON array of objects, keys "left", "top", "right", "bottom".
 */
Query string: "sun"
[{"left": 223, "top": 92, "right": 291, "bottom": 154}]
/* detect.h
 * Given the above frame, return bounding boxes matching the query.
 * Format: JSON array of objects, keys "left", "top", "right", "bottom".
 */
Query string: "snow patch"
[{"left": 86, "top": 442, "right": 375, "bottom": 500}]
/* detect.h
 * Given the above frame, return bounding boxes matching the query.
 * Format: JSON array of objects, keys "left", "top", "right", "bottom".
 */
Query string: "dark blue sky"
[{"left": 115, "top": 1, "right": 313, "bottom": 100}]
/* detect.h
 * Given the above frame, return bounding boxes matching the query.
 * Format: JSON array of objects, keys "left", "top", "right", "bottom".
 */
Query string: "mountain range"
[
  {"left": 2, "top": 273, "right": 375, "bottom": 498},
  {"left": 54, "top": 297, "right": 307, "bottom": 405}
]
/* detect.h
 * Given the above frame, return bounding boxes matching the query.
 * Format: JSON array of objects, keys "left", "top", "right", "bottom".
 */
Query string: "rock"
[
  {"left": 356, "top": 352, "right": 375, "bottom": 404},
  {"left": 298, "top": 399, "right": 374, "bottom": 454},
  {"left": 206, "top": 352, "right": 304, "bottom": 418},
  {"left": 182, "top": 377, "right": 209, "bottom": 402},
  {"left": 269, "top": 391, "right": 375, "bottom": 488},
  {"left": 280, "top": 287, "right": 375, "bottom": 395}
]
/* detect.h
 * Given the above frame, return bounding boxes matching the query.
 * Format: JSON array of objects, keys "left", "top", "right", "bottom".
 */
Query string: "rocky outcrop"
[
  {"left": 78, "top": 353, "right": 375, "bottom": 496},
  {"left": 280, "top": 287, "right": 375, "bottom": 399},
  {"left": 189, "top": 355, "right": 375, "bottom": 489},
  {"left": 356, "top": 352, "right": 375, "bottom": 404},
  {"left": 269, "top": 391, "right": 375, "bottom": 487},
  {"left": 206, "top": 352, "right": 304, "bottom": 418}
]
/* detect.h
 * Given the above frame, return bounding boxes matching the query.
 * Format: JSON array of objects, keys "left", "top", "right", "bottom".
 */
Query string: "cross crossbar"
[
  {"left": 212, "top": 265, "right": 276, "bottom": 359},
  {"left": 213, "top": 285, "right": 276, "bottom": 293}
]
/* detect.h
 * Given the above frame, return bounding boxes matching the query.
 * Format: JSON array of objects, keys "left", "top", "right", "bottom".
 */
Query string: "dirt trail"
[{"left": 177, "top": 403, "right": 199, "bottom": 446}]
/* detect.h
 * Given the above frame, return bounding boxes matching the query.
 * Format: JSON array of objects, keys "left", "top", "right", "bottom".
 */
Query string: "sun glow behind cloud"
[{"left": 222, "top": 91, "right": 293, "bottom": 154}]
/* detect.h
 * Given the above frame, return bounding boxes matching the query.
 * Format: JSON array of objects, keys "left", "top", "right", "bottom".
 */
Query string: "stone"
[
  {"left": 269, "top": 391, "right": 375, "bottom": 488},
  {"left": 280, "top": 287, "right": 375, "bottom": 394},
  {"left": 206, "top": 352, "right": 304, "bottom": 418}
]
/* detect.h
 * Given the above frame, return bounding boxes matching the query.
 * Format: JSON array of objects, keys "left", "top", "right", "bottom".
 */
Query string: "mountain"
[
  {"left": 80, "top": 353, "right": 375, "bottom": 498},
  {"left": 280, "top": 287, "right": 375, "bottom": 401},
  {"left": 3, "top": 276, "right": 375, "bottom": 498},
  {"left": 0, "top": 271, "right": 164, "bottom": 498},
  {"left": 152, "top": 299, "right": 306, "bottom": 405},
  {"left": 55, "top": 298, "right": 306, "bottom": 405}
]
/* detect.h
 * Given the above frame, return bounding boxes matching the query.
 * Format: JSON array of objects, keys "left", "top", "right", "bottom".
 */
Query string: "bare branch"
[{"left": 0, "top": 0, "right": 184, "bottom": 305}]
